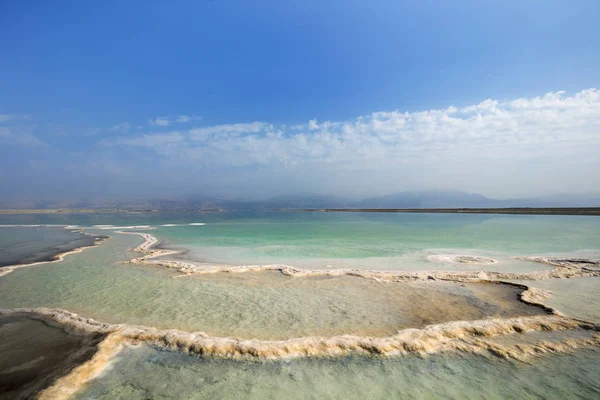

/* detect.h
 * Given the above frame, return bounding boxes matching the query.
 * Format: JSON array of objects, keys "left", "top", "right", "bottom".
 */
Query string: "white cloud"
[
  {"left": 189, "top": 122, "right": 269, "bottom": 141},
  {"left": 101, "top": 89, "right": 600, "bottom": 197},
  {"left": 115, "top": 89, "right": 600, "bottom": 162},
  {"left": 176, "top": 115, "right": 202, "bottom": 123},
  {"left": 149, "top": 117, "right": 170, "bottom": 127},
  {"left": 102, "top": 132, "right": 186, "bottom": 149},
  {"left": 148, "top": 115, "right": 202, "bottom": 126},
  {"left": 109, "top": 122, "right": 132, "bottom": 132}
]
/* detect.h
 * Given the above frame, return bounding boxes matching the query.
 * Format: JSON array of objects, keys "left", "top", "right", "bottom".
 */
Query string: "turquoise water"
[
  {"left": 74, "top": 345, "right": 600, "bottom": 400},
  {"left": 5, "top": 212, "right": 598, "bottom": 270},
  {"left": 151, "top": 213, "right": 600, "bottom": 271}
]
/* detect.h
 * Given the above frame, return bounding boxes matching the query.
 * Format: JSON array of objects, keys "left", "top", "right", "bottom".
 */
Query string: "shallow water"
[
  {"left": 153, "top": 213, "right": 600, "bottom": 271},
  {"left": 0, "top": 233, "right": 543, "bottom": 339},
  {"left": 512, "top": 277, "right": 600, "bottom": 323},
  {"left": 0, "top": 315, "right": 104, "bottom": 400},
  {"left": 73, "top": 345, "right": 600, "bottom": 400}
]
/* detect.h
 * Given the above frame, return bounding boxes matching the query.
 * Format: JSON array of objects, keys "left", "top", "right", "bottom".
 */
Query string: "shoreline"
[
  {"left": 297, "top": 207, "right": 600, "bottom": 216},
  {"left": 1, "top": 207, "right": 599, "bottom": 215}
]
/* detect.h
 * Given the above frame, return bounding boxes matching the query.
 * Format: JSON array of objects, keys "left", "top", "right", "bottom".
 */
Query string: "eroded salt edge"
[
  {"left": 121, "top": 231, "right": 600, "bottom": 282},
  {"left": 2, "top": 305, "right": 599, "bottom": 400}
]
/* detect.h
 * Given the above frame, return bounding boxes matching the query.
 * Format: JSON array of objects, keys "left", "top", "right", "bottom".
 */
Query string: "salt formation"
[
  {"left": 1, "top": 306, "right": 598, "bottom": 400},
  {"left": 122, "top": 231, "right": 600, "bottom": 282},
  {"left": 427, "top": 254, "right": 497, "bottom": 265}
]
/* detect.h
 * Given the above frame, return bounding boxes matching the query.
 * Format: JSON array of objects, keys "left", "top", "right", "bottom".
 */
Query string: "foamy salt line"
[
  {"left": 427, "top": 254, "right": 498, "bottom": 265},
  {"left": 89, "top": 225, "right": 154, "bottom": 230},
  {"left": 1, "top": 307, "right": 599, "bottom": 400},
  {"left": 0, "top": 233, "right": 110, "bottom": 278},
  {"left": 120, "top": 231, "right": 600, "bottom": 283}
]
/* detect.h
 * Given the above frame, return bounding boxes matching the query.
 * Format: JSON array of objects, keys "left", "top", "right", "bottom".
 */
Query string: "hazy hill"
[
  {"left": 354, "top": 191, "right": 600, "bottom": 209},
  {"left": 355, "top": 190, "right": 491, "bottom": 209},
  {"left": 1, "top": 191, "right": 599, "bottom": 210}
]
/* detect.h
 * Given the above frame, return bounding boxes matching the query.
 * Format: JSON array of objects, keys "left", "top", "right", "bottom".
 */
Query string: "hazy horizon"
[{"left": 2, "top": 188, "right": 600, "bottom": 210}]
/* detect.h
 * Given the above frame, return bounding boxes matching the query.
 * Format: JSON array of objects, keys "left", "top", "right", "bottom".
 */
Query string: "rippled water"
[{"left": 73, "top": 345, "right": 600, "bottom": 400}]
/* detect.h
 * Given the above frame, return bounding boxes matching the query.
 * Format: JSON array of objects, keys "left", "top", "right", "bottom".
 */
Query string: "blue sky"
[{"left": 1, "top": 1, "right": 599, "bottom": 204}]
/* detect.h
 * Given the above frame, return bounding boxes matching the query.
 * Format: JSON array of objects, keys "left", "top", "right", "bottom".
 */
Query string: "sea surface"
[{"left": 0, "top": 211, "right": 599, "bottom": 398}]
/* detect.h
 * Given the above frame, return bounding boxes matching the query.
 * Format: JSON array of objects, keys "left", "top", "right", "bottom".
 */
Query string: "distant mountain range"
[
  {"left": 259, "top": 191, "right": 600, "bottom": 209},
  {"left": 354, "top": 190, "right": 600, "bottom": 209},
  {"left": 2, "top": 190, "right": 600, "bottom": 210},
  {"left": 355, "top": 190, "right": 489, "bottom": 209}
]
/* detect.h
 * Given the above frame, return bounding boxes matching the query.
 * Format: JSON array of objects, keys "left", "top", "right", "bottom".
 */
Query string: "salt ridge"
[{"left": 122, "top": 231, "right": 600, "bottom": 282}]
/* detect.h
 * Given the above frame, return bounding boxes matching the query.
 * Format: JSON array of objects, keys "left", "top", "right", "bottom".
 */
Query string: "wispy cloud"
[
  {"left": 0, "top": 114, "right": 16, "bottom": 123},
  {"left": 99, "top": 89, "right": 600, "bottom": 197},
  {"left": 0, "top": 114, "right": 32, "bottom": 123},
  {"left": 110, "top": 89, "right": 600, "bottom": 165},
  {"left": 148, "top": 117, "right": 170, "bottom": 127},
  {"left": 189, "top": 122, "right": 268, "bottom": 141},
  {"left": 148, "top": 115, "right": 202, "bottom": 127},
  {"left": 0, "top": 127, "right": 46, "bottom": 147},
  {"left": 109, "top": 122, "right": 132, "bottom": 133},
  {"left": 103, "top": 132, "right": 186, "bottom": 148},
  {"left": 176, "top": 115, "right": 202, "bottom": 123}
]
